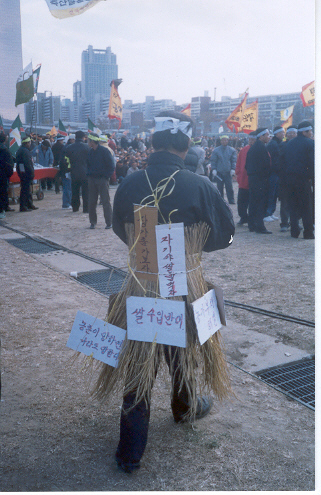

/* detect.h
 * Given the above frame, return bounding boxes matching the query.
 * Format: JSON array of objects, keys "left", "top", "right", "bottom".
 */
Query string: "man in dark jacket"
[
  {"left": 282, "top": 121, "right": 314, "bottom": 239},
  {"left": 16, "top": 136, "right": 38, "bottom": 212},
  {"left": 65, "top": 130, "right": 89, "bottom": 213},
  {"left": 264, "top": 125, "right": 285, "bottom": 222},
  {"left": 112, "top": 111, "right": 235, "bottom": 473},
  {"left": 52, "top": 135, "right": 65, "bottom": 193},
  {"left": 86, "top": 133, "right": 115, "bottom": 229},
  {"left": 245, "top": 128, "right": 271, "bottom": 233},
  {"left": 0, "top": 133, "right": 14, "bottom": 218}
]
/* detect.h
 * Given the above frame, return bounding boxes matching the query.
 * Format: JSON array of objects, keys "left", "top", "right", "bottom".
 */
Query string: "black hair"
[
  {"left": 0, "top": 132, "right": 6, "bottom": 144},
  {"left": 152, "top": 111, "right": 193, "bottom": 152}
]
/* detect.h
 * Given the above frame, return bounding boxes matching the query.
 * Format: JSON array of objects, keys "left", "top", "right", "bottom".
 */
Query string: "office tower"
[
  {"left": 81, "top": 45, "right": 118, "bottom": 102},
  {"left": 0, "top": 0, "right": 23, "bottom": 120}
]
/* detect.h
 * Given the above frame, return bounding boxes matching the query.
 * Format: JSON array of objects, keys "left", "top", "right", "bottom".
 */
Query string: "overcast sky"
[{"left": 20, "top": 0, "right": 315, "bottom": 105}]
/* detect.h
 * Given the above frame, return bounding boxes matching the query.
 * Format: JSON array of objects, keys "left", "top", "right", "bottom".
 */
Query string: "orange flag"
[
  {"left": 108, "top": 80, "right": 123, "bottom": 129},
  {"left": 281, "top": 114, "right": 293, "bottom": 132},
  {"left": 240, "top": 100, "right": 258, "bottom": 134},
  {"left": 181, "top": 104, "right": 191, "bottom": 117},
  {"left": 300, "top": 81, "right": 315, "bottom": 107},
  {"left": 225, "top": 92, "right": 248, "bottom": 133}
]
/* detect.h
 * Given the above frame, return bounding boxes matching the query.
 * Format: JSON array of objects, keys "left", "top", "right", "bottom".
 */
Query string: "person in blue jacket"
[{"left": 282, "top": 121, "right": 314, "bottom": 239}]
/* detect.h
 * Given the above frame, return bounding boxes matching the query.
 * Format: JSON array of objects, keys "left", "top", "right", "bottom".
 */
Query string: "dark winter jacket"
[
  {"left": 282, "top": 133, "right": 314, "bottom": 182},
  {"left": 86, "top": 144, "right": 115, "bottom": 179},
  {"left": 64, "top": 139, "right": 89, "bottom": 181},
  {"left": 16, "top": 145, "right": 34, "bottom": 180},
  {"left": 245, "top": 139, "right": 271, "bottom": 178},
  {"left": 0, "top": 144, "right": 14, "bottom": 181},
  {"left": 184, "top": 148, "right": 199, "bottom": 173},
  {"left": 113, "top": 150, "right": 235, "bottom": 252},
  {"left": 266, "top": 136, "right": 283, "bottom": 175}
]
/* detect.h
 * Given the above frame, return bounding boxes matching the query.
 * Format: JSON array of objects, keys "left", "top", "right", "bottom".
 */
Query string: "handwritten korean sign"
[
  {"left": 155, "top": 223, "right": 188, "bottom": 298},
  {"left": 134, "top": 205, "right": 158, "bottom": 282},
  {"left": 192, "top": 289, "right": 222, "bottom": 345},
  {"left": 126, "top": 296, "right": 186, "bottom": 347},
  {"left": 66, "top": 311, "right": 126, "bottom": 367}
]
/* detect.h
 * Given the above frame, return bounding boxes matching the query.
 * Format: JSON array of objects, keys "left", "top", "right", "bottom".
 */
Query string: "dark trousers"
[
  {"left": 278, "top": 182, "right": 290, "bottom": 228},
  {"left": 116, "top": 346, "right": 191, "bottom": 467},
  {"left": 20, "top": 178, "right": 33, "bottom": 210},
  {"left": 237, "top": 188, "right": 249, "bottom": 223},
  {"left": 248, "top": 176, "right": 269, "bottom": 232},
  {"left": 216, "top": 172, "right": 234, "bottom": 203},
  {"left": 0, "top": 180, "right": 8, "bottom": 212},
  {"left": 88, "top": 176, "right": 112, "bottom": 226},
  {"left": 266, "top": 173, "right": 279, "bottom": 216},
  {"left": 287, "top": 178, "right": 314, "bottom": 237},
  {"left": 71, "top": 179, "right": 88, "bottom": 213}
]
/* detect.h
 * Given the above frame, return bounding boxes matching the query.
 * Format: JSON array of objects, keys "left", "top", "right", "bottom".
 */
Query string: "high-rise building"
[
  {"left": 81, "top": 45, "right": 118, "bottom": 103},
  {"left": 0, "top": 0, "right": 23, "bottom": 120}
]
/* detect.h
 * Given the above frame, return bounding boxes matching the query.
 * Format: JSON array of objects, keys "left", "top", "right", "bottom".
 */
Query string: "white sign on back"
[
  {"left": 155, "top": 223, "right": 188, "bottom": 298},
  {"left": 126, "top": 296, "right": 186, "bottom": 348},
  {"left": 192, "top": 289, "right": 222, "bottom": 345},
  {"left": 66, "top": 311, "right": 126, "bottom": 368}
]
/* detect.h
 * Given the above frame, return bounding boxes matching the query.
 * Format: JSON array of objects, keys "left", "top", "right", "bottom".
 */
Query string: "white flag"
[{"left": 45, "top": 0, "right": 106, "bottom": 19}]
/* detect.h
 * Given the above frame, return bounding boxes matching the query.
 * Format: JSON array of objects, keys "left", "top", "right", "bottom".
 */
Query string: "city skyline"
[{"left": 18, "top": 0, "right": 315, "bottom": 107}]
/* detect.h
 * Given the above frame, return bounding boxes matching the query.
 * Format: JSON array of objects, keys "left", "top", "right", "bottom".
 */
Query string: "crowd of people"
[{"left": 0, "top": 118, "right": 315, "bottom": 239}]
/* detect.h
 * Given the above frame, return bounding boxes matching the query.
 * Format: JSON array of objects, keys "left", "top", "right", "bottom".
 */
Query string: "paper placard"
[
  {"left": 126, "top": 296, "right": 186, "bottom": 348},
  {"left": 66, "top": 311, "right": 126, "bottom": 367},
  {"left": 192, "top": 289, "right": 222, "bottom": 345},
  {"left": 155, "top": 223, "right": 188, "bottom": 298},
  {"left": 134, "top": 204, "right": 158, "bottom": 282}
]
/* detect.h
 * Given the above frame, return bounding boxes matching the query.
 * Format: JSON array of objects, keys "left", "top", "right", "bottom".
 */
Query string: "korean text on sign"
[
  {"left": 126, "top": 296, "right": 186, "bottom": 348},
  {"left": 155, "top": 223, "right": 188, "bottom": 298},
  {"left": 66, "top": 311, "right": 126, "bottom": 367},
  {"left": 192, "top": 289, "right": 222, "bottom": 345}
]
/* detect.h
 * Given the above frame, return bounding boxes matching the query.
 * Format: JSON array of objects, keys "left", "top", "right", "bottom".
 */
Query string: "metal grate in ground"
[
  {"left": 6, "top": 237, "right": 61, "bottom": 254},
  {"left": 76, "top": 269, "right": 128, "bottom": 296},
  {"left": 256, "top": 358, "right": 315, "bottom": 410}
]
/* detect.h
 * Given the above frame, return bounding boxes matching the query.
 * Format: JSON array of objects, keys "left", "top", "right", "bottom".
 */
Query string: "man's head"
[
  {"left": 298, "top": 121, "right": 313, "bottom": 139},
  {"left": 56, "top": 135, "right": 65, "bottom": 144},
  {"left": 273, "top": 125, "right": 285, "bottom": 141},
  {"left": 152, "top": 111, "right": 193, "bottom": 157},
  {"left": 0, "top": 132, "right": 6, "bottom": 144},
  {"left": 22, "top": 136, "right": 31, "bottom": 148},
  {"left": 75, "top": 130, "right": 85, "bottom": 141},
  {"left": 41, "top": 140, "right": 50, "bottom": 152},
  {"left": 286, "top": 125, "right": 297, "bottom": 141},
  {"left": 256, "top": 128, "right": 270, "bottom": 144},
  {"left": 220, "top": 135, "right": 229, "bottom": 146},
  {"left": 87, "top": 133, "right": 100, "bottom": 149},
  {"left": 248, "top": 132, "right": 256, "bottom": 146}
]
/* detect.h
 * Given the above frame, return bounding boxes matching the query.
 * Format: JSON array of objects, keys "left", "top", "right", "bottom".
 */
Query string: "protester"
[
  {"left": 64, "top": 130, "right": 89, "bottom": 213},
  {"left": 235, "top": 132, "right": 256, "bottom": 225},
  {"left": 59, "top": 135, "right": 75, "bottom": 210},
  {"left": 245, "top": 128, "right": 272, "bottom": 234},
  {"left": 210, "top": 135, "right": 237, "bottom": 204},
  {"left": 32, "top": 139, "right": 54, "bottom": 191},
  {"left": 264, "top": 126, "right": 285, "bottom": 222},
  {"left": 86, "top": 133, "right": 115, "bottom": 229},
  {"left": 278, "top": 125, "right": 298, "bottom": 231},
  {"left": 16, "top": 136, "right": 38, "bottom": 212},
  {"left": 190, "top": 138, "right": 206, "bottom": 175},
  {"left": 52, "top": 135, "right": 65, "bottom": 193},
  {"left": 0, "top": 133, "right": 14, "bottom": 218},
  {"left": 99, "top": 110, "right": 235, "bottom": 473},
  {"left": 282, "top": 121, "right": 314, "bottom": 239}
]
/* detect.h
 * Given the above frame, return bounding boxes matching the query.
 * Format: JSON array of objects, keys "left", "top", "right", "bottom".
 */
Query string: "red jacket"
[{"left": 235, "top": 145, "right": 250, "bottom": 189}]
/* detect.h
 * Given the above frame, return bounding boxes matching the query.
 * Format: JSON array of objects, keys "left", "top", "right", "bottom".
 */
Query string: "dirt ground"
[{"left": 0, "top": 183, "right": 315, "bottom": 491}]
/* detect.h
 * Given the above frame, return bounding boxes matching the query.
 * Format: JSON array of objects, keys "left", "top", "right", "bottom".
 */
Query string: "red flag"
[
  {"left": 225, "top": 93, "right": 248, "bottom": 133},
  {"left": 181, "top": 104, "right": 191, "bottom": 117}
]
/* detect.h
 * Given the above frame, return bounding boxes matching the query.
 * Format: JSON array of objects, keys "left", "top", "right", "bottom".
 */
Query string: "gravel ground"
[{"left": 0, "top": 183, "right": 315, "bottom": 491}]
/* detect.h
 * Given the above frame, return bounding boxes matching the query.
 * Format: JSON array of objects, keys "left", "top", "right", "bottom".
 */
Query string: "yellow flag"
[
  {"left": 181, "top": 104, "right": 191, "bottom": 117},
  {"left": 280, "top": 105, "right": 294, "bottom": 121},
  {"left": 45, "top": 0, "right": 106, "bottom": 19},
  {"left": 108, "top": 81, "right": 122, "bottom": 129},
  {"left": 239, "top": 100, "right": 258, "bottom": 134},
  {"left": 300, "top": 81, "right": 315, "bottom": 107},
  {"left": 281, "top": 114, "right": 293, "bottom": 132},
  {"left": 225, "top": 92, "right": 248, "bottom": 133},
  {"left": 50, "top": 125, "right": 57, "bottom": 136}
]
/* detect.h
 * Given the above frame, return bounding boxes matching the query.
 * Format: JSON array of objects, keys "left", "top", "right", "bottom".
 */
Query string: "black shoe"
[
  {"left": 20, "top": 207, "right": 31, "bottom": 212},
  {"left": 256, "top": 229, "right": 272, "bottom": 234},
  {"left": 115, "top": 454, "right": 140, "bottom": 474},
  {"left": 105, "top": 224, "right": 112, "bottom": 229},
  {"left": 72, "top": 209, "right": 79, "bottom": 212},
  {"left": 237, "top": 220, "right": 247, "bottom": 226},
  {"left": 29, "top": 205, "right": 39, "bottom": 210},
  {"left": 303, "top": 233, "right": 314, "bottom": 239},
  {"left": 5, "top": 207, "right": 15, "bottom": 212},
  {"left": 90, "top": 224, "right": 95, "bottom": 229},
  {"left": 229, "top": 201, "right": 235, "bottom": 205},
  {"left": 83, "top": 210, "right": 89, "bottom": 214}
]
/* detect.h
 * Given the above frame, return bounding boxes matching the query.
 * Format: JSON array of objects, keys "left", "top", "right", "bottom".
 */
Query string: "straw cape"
[{"left": 81, "top": 220, "right": 232, "bottom": 422}]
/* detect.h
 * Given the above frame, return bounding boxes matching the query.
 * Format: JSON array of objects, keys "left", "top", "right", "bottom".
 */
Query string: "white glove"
[
  {"left": 212, "top": 169, "right": 217, "bottom": 177},
  {"left": 230, "top": 169, "right": 235, "bottom": 177}
]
